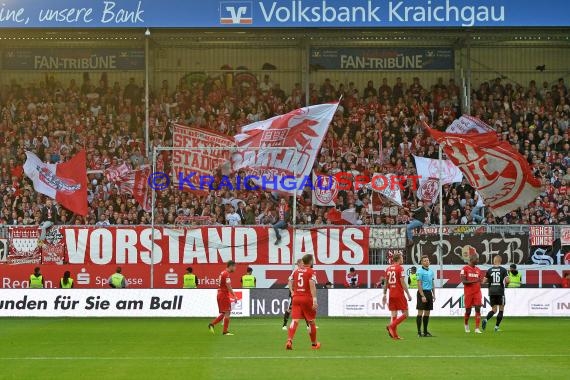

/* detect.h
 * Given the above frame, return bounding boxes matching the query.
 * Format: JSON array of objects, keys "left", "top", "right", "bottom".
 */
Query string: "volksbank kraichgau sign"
[{"left": 0, "top": 0, "right": 567, "bottom": 28}]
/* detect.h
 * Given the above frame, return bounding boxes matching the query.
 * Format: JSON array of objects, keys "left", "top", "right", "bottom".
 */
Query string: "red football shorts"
[
  {"left": 388, "top": 295, "right": 408, "bottom": 311},
  {"left": 291, "top": 296, "right": 317, "bottom": 321},
  {"left": 217, "top": 292, "right": 231, "bottom": 313},
  {"left": 464, "top": 291, "right": 482, "bottom": 308}
]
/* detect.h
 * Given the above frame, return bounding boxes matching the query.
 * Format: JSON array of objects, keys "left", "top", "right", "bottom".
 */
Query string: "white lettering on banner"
[
  {"left": 0, "top": 290, "right": 250, "bottom": 317},
  {"left": 34, "top": 55, "right": 117, "bottom": 70},
  {"left": 64, "top": 226, "right": 367, "bottom": 265},
  {"left": 101, "top": 1, "right": 144, "bottom": 24},
  {"left": 259, "top": 0, "right": 380, "bottom": 23},
  {"left": 38, "top": 7, "right": 93, "bottom": 23},
  {"left": 0, "top": 5, "right": 27, "bottom": 24},
  {"left": 389, "top": 0, "right": 504, "bottom": 27},
  {"left": 328, "top": 289, "right": 570, "bottom": 317},
  {"left": 340, "top": 54, "right": 423, "bottom": 70}
]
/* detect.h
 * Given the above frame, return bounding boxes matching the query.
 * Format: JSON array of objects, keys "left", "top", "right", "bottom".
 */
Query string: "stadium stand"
[{"left": 0, "top": 73, "right": 568, "bottom": 227}]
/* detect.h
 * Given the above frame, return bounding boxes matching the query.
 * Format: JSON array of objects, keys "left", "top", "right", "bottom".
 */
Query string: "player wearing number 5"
[
  {"left": 285, "top": 254, "right": 320, "bottom": 350},
  {"left": 383, "top": 253, "right": 412, "bottom": 340},
  {"left": 482, "top": 255, "right": 509, "bottom": 332},
  {"left": 416, "top": 255, "right": 435, "bottom": 338}
]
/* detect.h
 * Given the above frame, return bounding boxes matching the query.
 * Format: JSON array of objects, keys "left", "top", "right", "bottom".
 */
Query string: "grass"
[{"left": 0, "top": 317, "right": 568, "bottom": 380}]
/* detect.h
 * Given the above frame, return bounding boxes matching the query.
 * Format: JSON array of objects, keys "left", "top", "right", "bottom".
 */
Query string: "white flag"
[
  {"left": 233, "top": 103, "right": 338, "bottom": 193},
  {"left": 414, "top": 155, "right": 463, "bottom": 204},
  {"left": 369, "top": 173, "right": 402, "bottom": 206},
  {"left": 312, "top": 171, "right": 338, "bottom": 206},
  {"left": 446, "top": 115, "right": 495, "bottom": 134}
]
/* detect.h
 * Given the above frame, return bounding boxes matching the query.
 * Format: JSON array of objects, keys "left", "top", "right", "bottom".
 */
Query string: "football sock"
[
  {"left": 211, "top": 314, "right": 224, "bottom": 326},
  {"left": 223, "top": 317, "right": 230, "bottom": 333},
  {"left": 496, "top": 311, "right": 504, "bottom": 326},
  {"left": 475, "top": 312, "right": 481, "bottom": 329},
  {"left": 463, "top": 313, "right": 470, "bottom": 325},
  {"left": 393, "top": 314, "right": 407, "bottom": 327},
  {"left": 288, "top": 320, "right": 299, "bottom": 341},
  {"left": 416, "top": 315, "right": 422, "bottom": 333},
  {"left": 486, "top": 311, "right": 495, "bottom": 321},
  {"left": 283, "top": 311, "right": 290, "bottom": 326},
  {"left": 422, "top": 316, "right": 429, "bottom": 334},
  {"left": 308, "top": 322, "right": 317, "bottom": 344}
]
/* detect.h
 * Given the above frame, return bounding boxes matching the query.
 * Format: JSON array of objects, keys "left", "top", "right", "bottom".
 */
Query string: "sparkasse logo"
[{"left": 220, "top": 1, "right": 253, "bottom": 24}]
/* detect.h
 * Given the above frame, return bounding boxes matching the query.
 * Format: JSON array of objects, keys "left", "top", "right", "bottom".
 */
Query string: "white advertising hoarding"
[
  {"left": 0, "top": 289, "right": 250, "bottom": 317},
  {"left": 328, "top": 288, "right": 570, "bottom": 317}
]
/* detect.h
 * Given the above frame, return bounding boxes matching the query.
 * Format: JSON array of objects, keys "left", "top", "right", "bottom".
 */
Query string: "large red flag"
[
  {"left": 426, "top": 127, "right": 541, "bottom": 217},
  {"left": 23, "top": 150, "right": 88, "bottom": 216}
]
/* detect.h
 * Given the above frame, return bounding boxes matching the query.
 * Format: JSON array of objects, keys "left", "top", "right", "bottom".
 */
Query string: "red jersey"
[
  {"left": 291, "top": 266, "right": 316, "bottom": 298},
  {"left": 461, "top": 265, "right": 482, "bottom": 294},
  {"left": 385, "top": 263, "right": 405, "bottom": 298},
  {"left": 218, "top": 270, "right": 231, "bottom": 295}
]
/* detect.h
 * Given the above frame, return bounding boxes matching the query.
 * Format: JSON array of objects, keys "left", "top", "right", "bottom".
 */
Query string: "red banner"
[
  {"left": 41, "top": 225, "right": 66, "bottom": 265},
  {"left": 0, "top": 225, "right": 370, "bottom": 289},
  {"left": 59, "top": 225, "right": 369, "bottom": 265},
  {"left": 172, "top": 124, "right": 234, "bottom": 191}
]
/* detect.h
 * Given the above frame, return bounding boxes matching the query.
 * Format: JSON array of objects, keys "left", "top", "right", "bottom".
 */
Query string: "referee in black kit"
[{"left": 416, "top": 255, "right": 435, "bottom": 337}]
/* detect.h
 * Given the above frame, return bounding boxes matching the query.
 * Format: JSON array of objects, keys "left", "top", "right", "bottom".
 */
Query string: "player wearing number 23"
[{"left": 382, "top": 253, "right": 412, "bottom": 340}]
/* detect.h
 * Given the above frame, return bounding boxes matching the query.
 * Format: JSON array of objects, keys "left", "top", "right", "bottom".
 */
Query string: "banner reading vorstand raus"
[{"left": 0, "top": 289, "right": 250, "bottom": 317}]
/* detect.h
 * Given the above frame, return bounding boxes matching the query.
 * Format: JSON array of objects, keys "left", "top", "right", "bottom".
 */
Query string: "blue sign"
[
  {"left": 2, "top": 48, "right": 145, "bottom": 70},
  {"left": 0, "top": 0, "right": 568, "bottom": 28},
  {"left": 310, "top": 47, "right": 454, "bottom": 71}
]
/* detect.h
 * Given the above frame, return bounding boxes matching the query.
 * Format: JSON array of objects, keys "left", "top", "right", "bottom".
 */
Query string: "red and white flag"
[
  {"left": 172, "top": 124, "right": 235, "bottom": 192},
  {"left": 233, "top": 103, "right": 338, "bottom": 193},
  {"left": 446, "top": 115, "right": 496, "bottom": 134},
  {"left": 117, "top": 166, "right": 153, "bottom": 212},
  {"left": 413, "top": 155, "right": 463, "bottom": 203},
  {"left": 426, "top": 127, "right": 541, "bottom": 217},
  {"left": 105, "top": 163, "right": 130, "bottom": 182},
  {"left": 312, "top": 171, "right": 338, "bottom": 206},
  {"left": 23, "top": 151, "right": 88, "bottom": 216},
  {"left": 325, "top": 207, "right": 359, "bottom": 225},
  {"left": 369, "top": 173, "right": 402, "bottom": 206}
]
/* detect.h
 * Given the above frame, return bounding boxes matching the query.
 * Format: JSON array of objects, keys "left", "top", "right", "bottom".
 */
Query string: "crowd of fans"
[{"left": 0, "top": 70, "right": 569, "bottom": 228}]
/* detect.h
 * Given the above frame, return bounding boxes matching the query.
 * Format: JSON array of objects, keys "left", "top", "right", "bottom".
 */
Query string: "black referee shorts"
[
  {"left": 489, "top": 295, "right": 505, "bottom": 307},
  {"left": 416, "top": 290, "right": 434, "bottom": 311}
]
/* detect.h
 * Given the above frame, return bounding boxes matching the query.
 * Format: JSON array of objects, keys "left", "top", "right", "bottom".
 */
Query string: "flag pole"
[
  {"left": 150, "top": 147, "right": 157, "bottom": 289},
  {"left": 438, "top": 143, "right": 444, "bottom": 287}
]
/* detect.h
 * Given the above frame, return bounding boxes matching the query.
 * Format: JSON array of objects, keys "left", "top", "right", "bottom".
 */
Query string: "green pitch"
[{"left": 0, "top": 317, "right": 568, "bottom": 380}]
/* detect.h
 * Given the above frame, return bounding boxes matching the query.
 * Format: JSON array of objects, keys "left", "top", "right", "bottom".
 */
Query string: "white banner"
[
  {"left": 328, "top": 288, "right": 570, "bottom": 317},
  {"left": 0, "top": 289, "right": 250, "bottom": 317},
  {"left": 561, "top": 227, "right": 570, "bottom": 246}
]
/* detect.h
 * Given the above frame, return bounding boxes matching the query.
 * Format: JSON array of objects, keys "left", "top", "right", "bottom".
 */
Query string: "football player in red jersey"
[
  {"left": 460, "top": 247, "right": 484, "bottom": 333},
  {"left": 382, "top": 253, "right": 412, "bottom": 340},
  {"left": 285, "top": 254, "right": 320, "bottom": 350},
  {"left": 209, "top": 260, "right": 237, "bottom": 336}
]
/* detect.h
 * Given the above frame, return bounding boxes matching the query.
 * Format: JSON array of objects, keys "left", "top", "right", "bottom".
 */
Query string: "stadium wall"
[{"left": 1, "top": 225, "right": 568, "bottom": 289}]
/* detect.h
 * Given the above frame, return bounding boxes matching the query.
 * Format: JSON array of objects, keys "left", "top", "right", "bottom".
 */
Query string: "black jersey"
[{"left": 485, "top": 266, "right": 508, "bottom": 296}]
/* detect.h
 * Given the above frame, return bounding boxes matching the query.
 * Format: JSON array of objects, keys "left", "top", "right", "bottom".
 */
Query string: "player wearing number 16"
[
  {"left": 285, "top": 254, "right": 320, "bottom": 350},
  {"left": 382, "top": 253, "right": 412, "bottom": 340}
]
